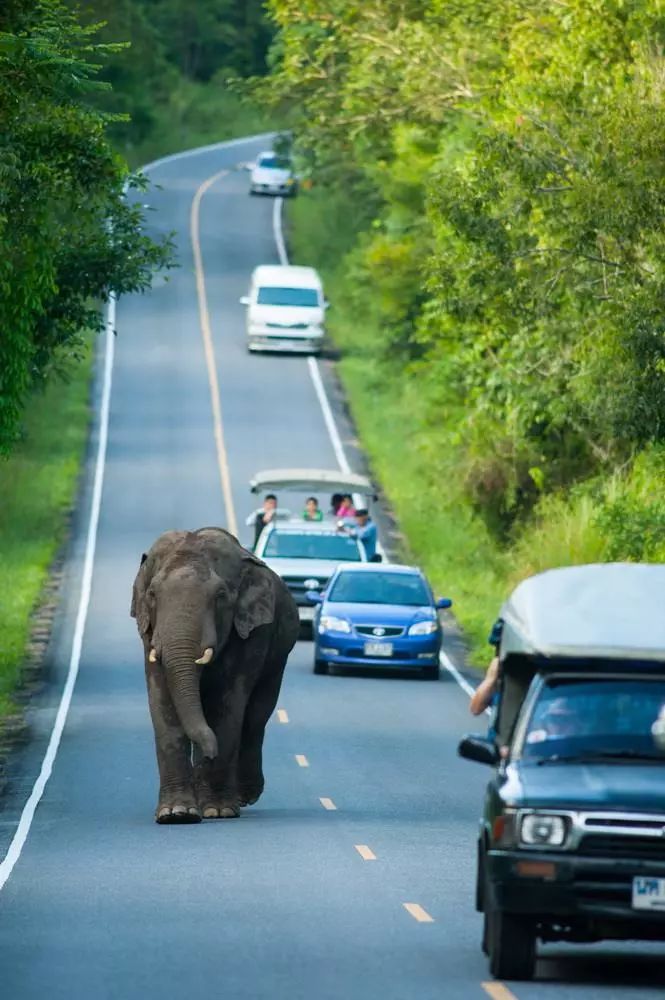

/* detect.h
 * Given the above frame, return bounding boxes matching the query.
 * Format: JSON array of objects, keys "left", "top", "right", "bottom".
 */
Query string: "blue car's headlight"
[
  {"left": 319, "top": 615, "right": 352, "bottom": 634},
  {"left": 408, "top": 619, "right": 439, "bottom": 636}
]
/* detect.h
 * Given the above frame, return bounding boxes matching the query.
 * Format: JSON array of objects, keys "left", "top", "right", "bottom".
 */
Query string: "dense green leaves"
[
  {"left": 0, "top": 0, "right": 173, "bottom": 453},
  {"left": 261, "top": 0, "right": 665, "bottom": 529}
]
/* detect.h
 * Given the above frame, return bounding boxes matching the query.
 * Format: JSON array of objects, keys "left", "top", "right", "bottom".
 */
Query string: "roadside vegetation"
[
  {"left": 0, "top": 345, "right": 93, "bottom": 717},
  {"left": 71, "top": 0, "right": 273, "bottom": 167},
  {"left": 0, "top": 0, "right": 273, "bottom": 720},
  {"left": 259, "top": 1, "right": 665, "bottom": 665}
]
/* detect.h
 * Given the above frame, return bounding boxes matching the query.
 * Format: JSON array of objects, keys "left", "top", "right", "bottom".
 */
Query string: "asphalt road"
[{"left": 0, "top": 136, "right": 662, "bottom": 1000}]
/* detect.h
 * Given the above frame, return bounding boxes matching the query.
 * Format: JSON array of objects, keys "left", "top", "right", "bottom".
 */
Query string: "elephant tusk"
[
  {"left": 148, "top": 648, "right": 158, "bottom": 663},
  {"left": 195, "top": 647, "right": 214, "bottom": 665}
]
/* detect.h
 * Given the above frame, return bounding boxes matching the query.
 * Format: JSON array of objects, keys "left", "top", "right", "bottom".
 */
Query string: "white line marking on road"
[
  {"left": 319, "top": 797, "right": 337, "bottom": 810},
  {"left": 0, "top": 296, "right": 116, "bottom": 893},
  {"left": 273, "top": 197, "right": 351, "bottom": 475},
  {"left": 0, "top": 135, "right": 279, "bottom": 893},
  {"left": 272, "top": 195, "right": 289, "bottom": 267},
  {"left": 295, "top": 754, "right": 309, "bottom": 767},
  {"left": 481, "top": 982, "right": 520, "bottom": 1000},
  {"left": 403, "top": 903, "right": 434, "bottom": 923},
  {"left": 277, "top": 708, "right": 289, "bottom": 724},
  {"left": 355, "top": 844, "right": 377, "bottom": 861},
  {"left": 306, "top": 356, "right": 352, "bottom": 474},
  {"left": 274, "top": 197, "right": 488, "bottom": 696},
  {"left": 191, "top": 168, "right": 239, "bottom": 537},
  {"left": 440, "top": 648, "right": 492, "bottom": 715}
]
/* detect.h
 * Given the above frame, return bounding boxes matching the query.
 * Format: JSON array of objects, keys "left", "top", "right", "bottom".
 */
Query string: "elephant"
[{"left": 131, "top": 527, "right": 299, "bottom": 824}]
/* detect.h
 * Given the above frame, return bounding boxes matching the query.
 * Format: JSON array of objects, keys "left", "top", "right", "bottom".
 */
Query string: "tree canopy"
[
  {"left": 258, "top": 0, "right": 665, "bottom": 527},
  {"left": 0, "top": 0, "right": 172, "bottom": 453}
]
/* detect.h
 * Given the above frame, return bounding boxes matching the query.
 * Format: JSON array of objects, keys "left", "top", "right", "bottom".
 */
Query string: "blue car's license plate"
[
  {"left": 364, "top": 641, "right": 393, "bottom": 657},
  {"left": 632, "top": 876, "right": 665, "bottom": 910}
]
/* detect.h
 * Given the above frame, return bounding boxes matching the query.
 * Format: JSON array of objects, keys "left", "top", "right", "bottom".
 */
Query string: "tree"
[
  {"left": 0, "top": 0, "right": 173, "bottom": 453},
  {"left": 260, "top": 0, "right": 665, "bottom": 526}
]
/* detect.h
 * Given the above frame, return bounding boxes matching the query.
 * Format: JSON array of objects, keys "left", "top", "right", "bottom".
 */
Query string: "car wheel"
[
  {"left": 421, "top": 663, "right": 440, "bottom": 680},
  {"left": 487, "top": 905, "right": 536, "bottom": 981},
  {"left": 313, "top": 658, "right": 328, "bottom": 675}
]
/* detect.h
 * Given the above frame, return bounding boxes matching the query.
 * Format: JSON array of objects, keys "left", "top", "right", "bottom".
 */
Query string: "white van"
[{"left": 240, "top": 265, "right": 327, "bottom": 354}]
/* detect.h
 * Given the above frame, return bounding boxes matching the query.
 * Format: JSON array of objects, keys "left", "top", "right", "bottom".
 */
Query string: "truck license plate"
[
  {"left": 299, "top": 606, "right": 315, "bottom": 621},
  {"left": 364, "top": 641, "right": 393, "bottom": 657},
  {"left": 632, "top": 877, "right": 665, "bottom": 910}
]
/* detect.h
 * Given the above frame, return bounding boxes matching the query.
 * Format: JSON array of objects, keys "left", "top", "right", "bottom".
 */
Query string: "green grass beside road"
[{"left": 0, "top": 344, "right": 93, "bottom": 718}]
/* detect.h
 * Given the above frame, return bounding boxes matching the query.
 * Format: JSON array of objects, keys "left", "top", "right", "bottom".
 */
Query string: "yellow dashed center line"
[
  {"left": 481, "top": 983, "right": 519, "bottom": 1000},
  {"left": 295, "top": 754, "right": 309, "bottom": 767},
  {"left": 354, "top": 844, "right": 377, "bottom": 861},
  {"left": 276, "top": 709, "right": 289, "bottom": 724},
  {"left": 319, "top": 797, "right": 337, "bottom": 811},
  {"left": 189, "top": 168, "right": 238, "bottom": 537},
  {"left": 403, "top": 903, "right": 434, "bottom": 923}
]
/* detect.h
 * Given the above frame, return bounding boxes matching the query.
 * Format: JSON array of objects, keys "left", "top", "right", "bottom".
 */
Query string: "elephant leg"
[
  {"left": 145, "top": 659, "right": 201, "bottom": 824},
  {"left": 238, "top": 655, "right": 288, "bottom": 807},
  {"left": 193, "top": 673, "right": 247, "bottom": 819}
]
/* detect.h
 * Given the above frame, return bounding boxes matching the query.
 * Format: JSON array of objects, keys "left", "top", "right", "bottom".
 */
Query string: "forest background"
[{"left": 2, "top": 1, "right": 665, "bottom": 703}]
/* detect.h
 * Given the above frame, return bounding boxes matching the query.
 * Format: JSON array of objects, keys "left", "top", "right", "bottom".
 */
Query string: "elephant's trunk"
[{"left": 162, "top": 639, "right": 217, "bottom": 759}]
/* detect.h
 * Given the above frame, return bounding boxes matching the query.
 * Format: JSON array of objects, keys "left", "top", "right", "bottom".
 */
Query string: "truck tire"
[{"left": 487, "top": 905, "right": 536, "bottom": 981}]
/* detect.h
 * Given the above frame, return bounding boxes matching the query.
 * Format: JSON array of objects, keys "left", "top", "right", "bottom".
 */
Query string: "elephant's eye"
[{"left": 147, "top": 587, "right": 156, "bottom": 604}]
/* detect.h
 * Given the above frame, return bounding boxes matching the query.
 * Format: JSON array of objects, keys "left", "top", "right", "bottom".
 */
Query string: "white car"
[
  {"left": 249, "top": 152, "right": 297, "bottom": 197},
  {"left": 249, "top": 468, "right": 381, "bottom": 624},
  {"left": 255, "top": 521, "right": 367, "bottom": 623},
  {"left": 240, "top": 265, "right": 327, "bottom": 354}
]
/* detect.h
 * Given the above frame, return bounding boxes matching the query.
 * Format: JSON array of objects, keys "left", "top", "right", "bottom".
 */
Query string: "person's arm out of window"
[{"left": 470, "top": 656, "right": 500, "bottom": 716}]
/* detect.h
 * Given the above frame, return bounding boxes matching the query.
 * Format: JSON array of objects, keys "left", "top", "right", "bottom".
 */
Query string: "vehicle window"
[
  {"left": 522, "top": 678, "right": 665, "bottom": 761},
  {"left": 328, "top": 572, "right": 430, "bottom": 606},
  {"left": 256, "top": 286, "right": 319, "bottom": 308},
  {"left": 263, "top": 532, "right": 361, "bottom": 561},
  {"left": 257, "top": 155, "right": 291, "bottom": 170}
]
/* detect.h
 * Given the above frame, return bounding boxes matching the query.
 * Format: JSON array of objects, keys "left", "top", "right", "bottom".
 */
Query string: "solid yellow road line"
[
  {"left": 354, "top": 844, "right": 377, "bottom": 861},
  {"left": 277, "top": 709, "right": 289, "bottom": 724},
  {"left": 295, "top": 754, "right": 309, "bottom": 767},
  {"left": 403, "top": 903, "right": 434, "bottom": 923},
  {"left": 190, "top": 168, "right": 238, "bottom": 537},
  {"left": 481, "top": 983, "right": 519, "bottom": 1000},
  {"left": 319, "top": 797, "right": 337, "bottom": 810}
]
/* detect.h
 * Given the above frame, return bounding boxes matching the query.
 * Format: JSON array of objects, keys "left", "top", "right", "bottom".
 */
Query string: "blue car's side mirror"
[
  {"left": 436, "top": 597, "right": 453, "bottom": 610},
  {"left": 305, "top": 590, "right": 323, "bottom": 605}
]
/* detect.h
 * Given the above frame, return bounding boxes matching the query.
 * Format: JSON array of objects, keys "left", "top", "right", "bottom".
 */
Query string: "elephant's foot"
[
  {"left": 238, "top": 782, "right": 264, "bottom": 807},
  {"left": 200, "top": 799, "right": 240, "bottom": 819},
  {"left": 155, "top": 789, "right": 201, "bottom": 824}
]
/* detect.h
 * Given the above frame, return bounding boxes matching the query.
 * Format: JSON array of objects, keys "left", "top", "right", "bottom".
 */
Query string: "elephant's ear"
[
  {"left": 130, "top": 553, "right": 152, "bottom": 640},
  {"left": 234, "top": 555, "right": 275, "bottom": 640}
]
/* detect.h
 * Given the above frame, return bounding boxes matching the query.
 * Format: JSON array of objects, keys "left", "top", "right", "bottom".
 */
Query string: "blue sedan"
[{"left": 307, "top": 563, "right": 452, "bottom": 679}]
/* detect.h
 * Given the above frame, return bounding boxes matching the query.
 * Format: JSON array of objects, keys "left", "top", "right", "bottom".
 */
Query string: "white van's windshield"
[{"left": 257, "top": 287, "right": 319, "bottom": 308}]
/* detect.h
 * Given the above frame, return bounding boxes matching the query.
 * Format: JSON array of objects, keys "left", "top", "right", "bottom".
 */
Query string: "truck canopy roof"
[
  {"left": 250, "top": 468, "right": 375, "bottom": 498},
  {"left": 500, "top": 563, "right": 665, "bottom": 663}
]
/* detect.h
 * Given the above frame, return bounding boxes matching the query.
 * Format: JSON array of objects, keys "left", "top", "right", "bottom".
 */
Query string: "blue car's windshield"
[
  {"left": 329, "top": 571, "right": 430, "bottom": 606},
  {"left": 264, "top": 532, "right": 361, "bottom": 561},
  {"left": 257, "top": 287, "right": 319, "bottom": 307},
  {"left": 522, "top": 678, "right": 665, "bottom": 761}
]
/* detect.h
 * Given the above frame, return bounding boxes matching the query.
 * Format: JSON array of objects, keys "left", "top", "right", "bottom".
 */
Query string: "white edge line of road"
[
  {"left": 272, "top": 197, "right": 350, "bottom": 475},
  {"left": 271, "top": 196, "right": 483, "bottom": 707},
  {"left": 0, "top": 134, "right": 275, "bottom": 892},
  {"left": 0, "top": 295, "right": 115, "bottom": 892}
]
